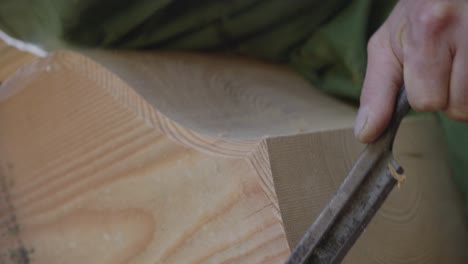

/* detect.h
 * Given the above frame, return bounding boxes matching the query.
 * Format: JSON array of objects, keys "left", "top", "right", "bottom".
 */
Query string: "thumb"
[{"left": 355, "top": 32, "right": 403, "bottom": 143}]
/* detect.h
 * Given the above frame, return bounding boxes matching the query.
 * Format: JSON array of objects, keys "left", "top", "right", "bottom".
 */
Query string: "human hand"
[{"left": 355, "top": 0, "right": 468, "bottom": 143}]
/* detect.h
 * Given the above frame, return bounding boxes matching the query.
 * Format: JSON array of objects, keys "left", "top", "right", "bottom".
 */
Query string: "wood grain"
[
  {"left": 0, "top": 41, "right": 37, "bottom": 82},
  {"left": 0, "top": 54, "right": 290, "bottom": 263},
  {"left": 0, "top": 50, "right": 466, "bottom": 263}
]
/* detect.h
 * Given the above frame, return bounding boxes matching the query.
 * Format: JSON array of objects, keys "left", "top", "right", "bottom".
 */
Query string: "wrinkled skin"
[{"left": 355, "top": 0, "right": 468, "bottom": 142}]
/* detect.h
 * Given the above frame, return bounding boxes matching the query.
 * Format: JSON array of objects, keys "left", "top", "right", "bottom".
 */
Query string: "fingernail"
[{"left": 354, "top": 106, "right": 368, "bottom": 141}]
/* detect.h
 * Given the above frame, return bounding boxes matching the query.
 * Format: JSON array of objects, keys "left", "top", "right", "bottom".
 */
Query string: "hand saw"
[{"left": 285, "top": 86, "right": 411, "bottom": 264}]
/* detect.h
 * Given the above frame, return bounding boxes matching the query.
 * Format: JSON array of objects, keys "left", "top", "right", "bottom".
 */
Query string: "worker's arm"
[{"left": 355, "top": 0, "right": 468, "bottom": 143}]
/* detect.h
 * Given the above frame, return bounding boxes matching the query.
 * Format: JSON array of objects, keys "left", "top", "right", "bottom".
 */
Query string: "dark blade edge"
[
  {"left": 285, "top": 87, "right": 410, "bottom": 264},
  {"left": 284, "top": 147, "right": 384, "bottom": 264},
  {"left": 329, "top": 170, "right": 397, "bottom": 263},
  {"left": 318, "top": 157, "right": 397, "bottom": 263}
]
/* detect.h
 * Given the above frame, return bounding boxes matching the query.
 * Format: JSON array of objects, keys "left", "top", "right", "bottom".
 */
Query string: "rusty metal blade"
[{"left": 285, "top": 87, "right": 410, "bottom": 264}]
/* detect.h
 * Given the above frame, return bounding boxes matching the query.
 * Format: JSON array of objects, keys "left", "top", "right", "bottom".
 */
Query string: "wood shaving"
[{"left": 388, "top": 162, "right": 406, "bottom": 189}]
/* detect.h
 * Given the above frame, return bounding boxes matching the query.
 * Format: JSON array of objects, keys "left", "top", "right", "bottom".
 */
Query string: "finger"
[
  {"left": 355, "top": 32, "right": 403, "bottom": 143},
  {"left": 447, "top": 49, "right": 468, "bottom": 120},
  {"left": 403, "top": 45, "right": 452, "bottom": 112},
  {"left": 403, "top": 2, "right": 455, "bottom": 112}
]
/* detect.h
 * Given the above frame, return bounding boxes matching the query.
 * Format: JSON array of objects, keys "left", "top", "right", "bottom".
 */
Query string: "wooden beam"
[{"left": 0, "top": 51, "right": 466, "bottom": 263}]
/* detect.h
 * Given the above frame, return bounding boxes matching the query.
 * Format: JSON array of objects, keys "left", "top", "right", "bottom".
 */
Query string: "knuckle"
[
  {"left": 367, "top": 32, "right": 385, "bottom": 53},
  {"left": 417, "top": 1, "right": 456, "bottom": 34}
]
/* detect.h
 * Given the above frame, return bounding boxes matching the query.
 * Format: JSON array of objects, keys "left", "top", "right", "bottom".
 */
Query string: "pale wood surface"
[
  {"left": 0, "top": 52, "right": 290, "bottom": 264},
  {"left": 85, "top": 50, "right": 357, "bottom": 140},
  {"left": 0, "top": 41, "right": 37, "bottom": 82},
  {"left": 0, "top": 50, "right": 466, "bottom": 263}
]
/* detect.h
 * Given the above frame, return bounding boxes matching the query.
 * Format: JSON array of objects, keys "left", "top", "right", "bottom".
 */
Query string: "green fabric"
[
  {"left": 440, "top": 115, "right": 468, "bottom": 212},
  {"left": 0, "top": 0, "right": 466, "bottom": 213}
]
